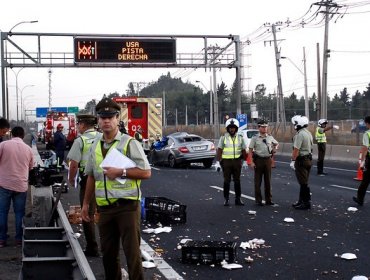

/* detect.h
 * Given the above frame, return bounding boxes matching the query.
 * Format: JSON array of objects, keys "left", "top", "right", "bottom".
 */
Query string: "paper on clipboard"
[{"left": 100, "top": 148, "right": 136, "bottom": 184}]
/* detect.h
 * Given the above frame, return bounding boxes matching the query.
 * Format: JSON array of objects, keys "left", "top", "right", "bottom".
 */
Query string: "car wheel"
[
  {"left": 168, "top": 155, "right": 177, "bottom": 168},
  {"left": 203, "top": 159, "right": 213, "bottom": 169}
]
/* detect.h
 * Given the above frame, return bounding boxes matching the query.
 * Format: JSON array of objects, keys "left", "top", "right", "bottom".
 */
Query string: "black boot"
[
  {"left": 224, "top": 198, "right": 230, "bottom": 206},
  {"left": 292, "top": 186, "right": 304, "bottom": 208},
  {"left": 235, "top": 198, "right": 244, "bottom": 206},
  {"left": 294, "top": 202, "right": 311, "bottom": 210}
]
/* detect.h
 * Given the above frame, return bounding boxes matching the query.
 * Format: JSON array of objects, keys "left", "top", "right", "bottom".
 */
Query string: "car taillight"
[
  {"left": 178, "top": 146, "right": 189, "bottom": 153},
  {"left": 211, "top": 143, "right": 215, "bottom": 150}
]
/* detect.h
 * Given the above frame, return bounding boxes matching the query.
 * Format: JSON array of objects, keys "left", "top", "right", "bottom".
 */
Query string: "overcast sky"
[{"left": 1, "top": 0, "right": 370, "bottom": 121}]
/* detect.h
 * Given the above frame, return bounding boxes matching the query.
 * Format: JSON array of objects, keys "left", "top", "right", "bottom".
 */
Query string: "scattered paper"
[
  {"left": 142, "top": 261, "right": 156, "bottom": 268},
  {"left": 248, "top": 210, "right": 256, "bottom": 215},
  {"left": 245, "top": 256, "right": 254, "bottom": 263},
  {"left": 142, "top": 226, "right": 172, "bottom": 234},
  {"left": 340, "top": 253, "right": 357, "bottom": 260},
  {"left": 179, "top": 238, "right": 192, "bottom": 244},
  {"left": 284, "top": 217, "right": 295, "bottom": 223},
  {"left": 352, "top": 276, "right": 368, "bottom": 280},
  {"left": 347, "top": 207, "right": 358, "bottom": 212},
  {"left": 240, "top": 238, "right": 265, "bottom": 250},
  {"left": 100, "top": 148, "right": 136, "bottom": 183},
  {"left": 222, "top": 263, "right": 243, "bottom": 270}
]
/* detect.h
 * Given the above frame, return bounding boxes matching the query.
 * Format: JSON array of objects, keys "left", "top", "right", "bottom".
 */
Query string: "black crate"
[
  {"left": 144, "top": 197, "right": 186, "bottom": 225},
  {"left": 181, "top": 240, "right": 237, "bottom": 264}
]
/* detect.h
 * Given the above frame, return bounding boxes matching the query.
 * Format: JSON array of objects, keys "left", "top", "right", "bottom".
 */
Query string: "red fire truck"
[
  {"left": 113, "top": 97, "right": 162, "bottom": 151},
  {"left": 44, "top": 111, "right": 77, "bottom": 149}
]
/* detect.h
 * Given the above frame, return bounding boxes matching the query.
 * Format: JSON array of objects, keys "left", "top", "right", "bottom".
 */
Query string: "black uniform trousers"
[
  {"left": 294, "top": 156, "right": 312, "bottom": 203},
  {"left": 98, "top": 200, "right": 143, "bottom": 280},
  {"left": 357, "top": 156, "right": 370, "bottom": 203},
  {"left": 79, "top": 175, "right": 98, "bottom": 254},
  {"left": 317, "top": 142, "right": 326, "bottom": 174},
  {"left": 253, "top": 156, "right": 273, "bottom": 204},
  {"left": 221, "top": 158, "right": 242, "bottom": 199}
]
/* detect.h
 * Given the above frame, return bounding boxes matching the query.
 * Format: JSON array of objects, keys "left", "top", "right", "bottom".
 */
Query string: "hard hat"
[
  {"left": 291, "top": 115, "right": 308, "bottom": 130},
  {"left": 318, "top": 118, "right": 328, "bottom": 126},
  {"left": 57, "top": 123, "right": 64, "bottom": 129},
  {"left": 225, "top": 118, "right": 239, "bottom": 129}
]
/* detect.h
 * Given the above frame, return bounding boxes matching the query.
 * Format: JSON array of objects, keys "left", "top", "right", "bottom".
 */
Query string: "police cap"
[
  {"left": 76, "top": 114, "right": 97, "bottom": 125},
  {"left": 96, "top": 98, "right": 121, "bottom": 117},
  {"left": 257, "top": 119, "right": 268, "bottom": 127}
]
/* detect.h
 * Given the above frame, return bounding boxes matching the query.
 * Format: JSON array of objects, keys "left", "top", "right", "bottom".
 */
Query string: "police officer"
[
  {"left": 53, "top": 123, "right": 66, "bottom": 166},
  {"left": 81, "top": 97, "right": 151, "bottom": 280},
  {"left": 290, "top": 115, "right": 313, "bottom": 210},
  {"left": 353, "top": 115, "right": 370, "bottom": 206},
  {"left": 215, "top": 118, "right": 247, "bottom": 206},
  {"left": 67, "top": 114, "right": 99, "bottom": 257},
  {"left": 248, "top": 119, "right": 278, "bottom": 206},
  {"left": 315, "top": 119, "right": 339, "bottom": 175}
]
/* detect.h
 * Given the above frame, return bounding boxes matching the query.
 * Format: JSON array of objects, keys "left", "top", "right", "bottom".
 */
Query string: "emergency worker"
[
  {"left": 134, "top": 125, "right": 143, "bottom": 144},
  {"left": 290, "top": 115, "right": 313, "bottom": 210},
  {"left": 315, "top": 119, "right": 338, "bottom": 175},
  {"left": 248, "top": 119, "right": 278, "bottom": 206},
  {"left": 353, "top": 115, "right": 370, "bottom": 206},
  {"left": 215, "top": 118, "right": 247, "bottom": 206},
  {"left": 53, "top": 123, "right": 66, "bottom": 166},
  {"left": 67, "top": 114, "right": 99, "bottom": 257},
  {"left": 81, "top": 97, "right": 151, "bottom": 280}
]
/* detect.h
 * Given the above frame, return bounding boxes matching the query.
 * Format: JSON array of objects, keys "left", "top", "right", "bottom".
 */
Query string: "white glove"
[
  {"left": 290, "top": 160, "right": 295, "bottom": 170},
  {"left": 333, "top": 125, "right": 339, "bottom": 130},
  {"left": 215, "top": 161, "right": 221, "bottom": 172}
]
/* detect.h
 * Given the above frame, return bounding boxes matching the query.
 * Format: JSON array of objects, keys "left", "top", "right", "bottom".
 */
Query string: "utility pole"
[
  {"left": 313, "top": 0, "right": 342, "bottom": 119},
  {"left": 48, "top": 69, "right": 52, "bottom": 111},
  {"left": 162, "top": 90, "right": 166, "bottom": 127},
  {"left": 234, "top": 35, "right": 242, "bottom": 115},
  {"left": 240, "top": 41, "right": 252, "bottom": 111},
  {"left": 270, "top": 23, "right": 286, "bottom": 131},
  {"left": 208, "top": 45, "right": 220, "bottom": 139},
  {"left": 303, "top": 47, "right": 309, "bottom": 120},
  {"left": 316, "top": 43, "right": 321, "bottom": 121}
]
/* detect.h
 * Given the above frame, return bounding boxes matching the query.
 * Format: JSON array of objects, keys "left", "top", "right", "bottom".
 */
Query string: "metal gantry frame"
[{"left": 0, "top": 32, "right": 242, "bottom": 133}]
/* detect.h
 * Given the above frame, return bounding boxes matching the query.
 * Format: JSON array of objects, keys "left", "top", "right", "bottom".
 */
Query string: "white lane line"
[
  {"left": 140, "top": 238, "right": 184, "bottom": 280},
  {"left": 330, "top": 184, "right": 370, "bottom": 193},
  {"left": 275, "top": 161, "right": 357, "bottom": 173},
  {"left": 209, "top": 185, "right": 256, "bottom": 201}
]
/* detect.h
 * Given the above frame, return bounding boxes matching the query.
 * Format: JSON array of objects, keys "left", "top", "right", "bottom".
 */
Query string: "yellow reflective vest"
[
  {"left": 315, "top": 127, "right": 326, "bottom": 143},
  {"left": 90, "top": 134, "right": 141, "bottom": 206},
  {"left": 79, "top": 130, "right": 97, "bottom": 173},
  {"left": 221, "top": 134, "right": 243, "bottom": 159}
]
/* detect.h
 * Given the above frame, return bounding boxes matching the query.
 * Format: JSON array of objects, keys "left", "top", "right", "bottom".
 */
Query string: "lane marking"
[
  {"left": 330, "top": 184, "right": 370, "bottom": 193},
  {"left": 275, "top": 161, "right": 357, "bottom": 173},
  {"left": 140, "top": 238, "right": 184, "bottom": 280},
  {"left": 210, "top": 185, "right": 256, "bottom": 201}
]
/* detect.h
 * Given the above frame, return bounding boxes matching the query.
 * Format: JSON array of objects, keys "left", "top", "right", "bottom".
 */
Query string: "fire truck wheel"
[{"left": 168, "top": 155, "right": 177, "bottom": 168}]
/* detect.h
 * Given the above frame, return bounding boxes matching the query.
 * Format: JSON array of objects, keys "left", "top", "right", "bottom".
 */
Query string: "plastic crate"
[
  {"left": 143, "top": 197, "right": 186, "bottom": 224},
  {"left": 181, "top": 240, "right": 237, "bottom": 264}
]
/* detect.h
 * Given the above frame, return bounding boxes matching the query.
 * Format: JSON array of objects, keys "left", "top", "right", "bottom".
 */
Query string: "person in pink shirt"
[{"left": 0, "top": 126, "right": 34, "bottom": 247}]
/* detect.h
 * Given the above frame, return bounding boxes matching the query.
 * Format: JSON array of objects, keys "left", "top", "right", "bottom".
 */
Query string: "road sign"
[
  {"left": 67, "top": 107, "right": 79, "bottom": 113},
  {"left": 237, "top": 114, "right": 247, "bottom": 127},
  {"left": 74, "top": 38, "right": 176, "bottom": 64},
  {"left": 36, "top": 107, "right": 68, "bottom": 117}
]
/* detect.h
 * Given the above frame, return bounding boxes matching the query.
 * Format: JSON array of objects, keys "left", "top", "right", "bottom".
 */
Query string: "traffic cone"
[{"left": 354, "top": 151, "right": 363, "bottom": 181}]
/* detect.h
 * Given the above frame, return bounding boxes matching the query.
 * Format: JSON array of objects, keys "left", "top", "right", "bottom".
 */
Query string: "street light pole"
[
  {"left": 12, "top": 68, "right": 25, "bottom": 123},
  {"left": 22, "top": 94, "right": 34, "bottom": 121},
  {"left": 9, "top": 20, "right": 38, "bottom": 33},
  {"left": 20, "top": 85, "right": 34, "bottom": 121}
]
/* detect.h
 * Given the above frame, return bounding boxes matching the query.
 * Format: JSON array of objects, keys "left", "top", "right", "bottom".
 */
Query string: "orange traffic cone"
[{"left": 354, "top": 151, "right": 363, "bottom": 181}]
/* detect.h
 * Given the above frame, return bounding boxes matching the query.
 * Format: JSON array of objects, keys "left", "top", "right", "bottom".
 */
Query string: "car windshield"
[
  {"left": 176, "top": 136, "right": 203, "bottom": 143},
  {"left": 246, "top": 130, "right": 258, "bottom": 138}
]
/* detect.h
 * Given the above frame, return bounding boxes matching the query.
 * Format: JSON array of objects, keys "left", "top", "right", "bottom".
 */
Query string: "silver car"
[{"left": 149, "top": 132, "right": 216, "bottom": 168}]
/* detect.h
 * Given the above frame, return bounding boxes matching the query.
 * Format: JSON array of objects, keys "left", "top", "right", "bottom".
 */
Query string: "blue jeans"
[{"left": 0, "top": 186, "right": 27, "bottom": 241}]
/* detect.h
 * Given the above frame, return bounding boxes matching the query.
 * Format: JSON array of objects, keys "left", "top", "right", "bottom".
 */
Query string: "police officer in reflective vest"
[
  {"left": 215, "top": 118, "right": 247, "bottom": 206},
  {"left": 315, "top": 119, "right": 338, "bottom": 175},
  {"left": 81, "top": 97, "right": 151, "bottom": 280},
  {"left": 248, "top": 119, "right": 278, "bottom": 206},
  {"left": 353, "top": 115, "right": 370, "bottom": 206},
  {"left": 290, "top": 115, "right": 313, "bottom": 210},
  {"left": 67, "top": 114, "right": 99, "bottom": 257}
]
